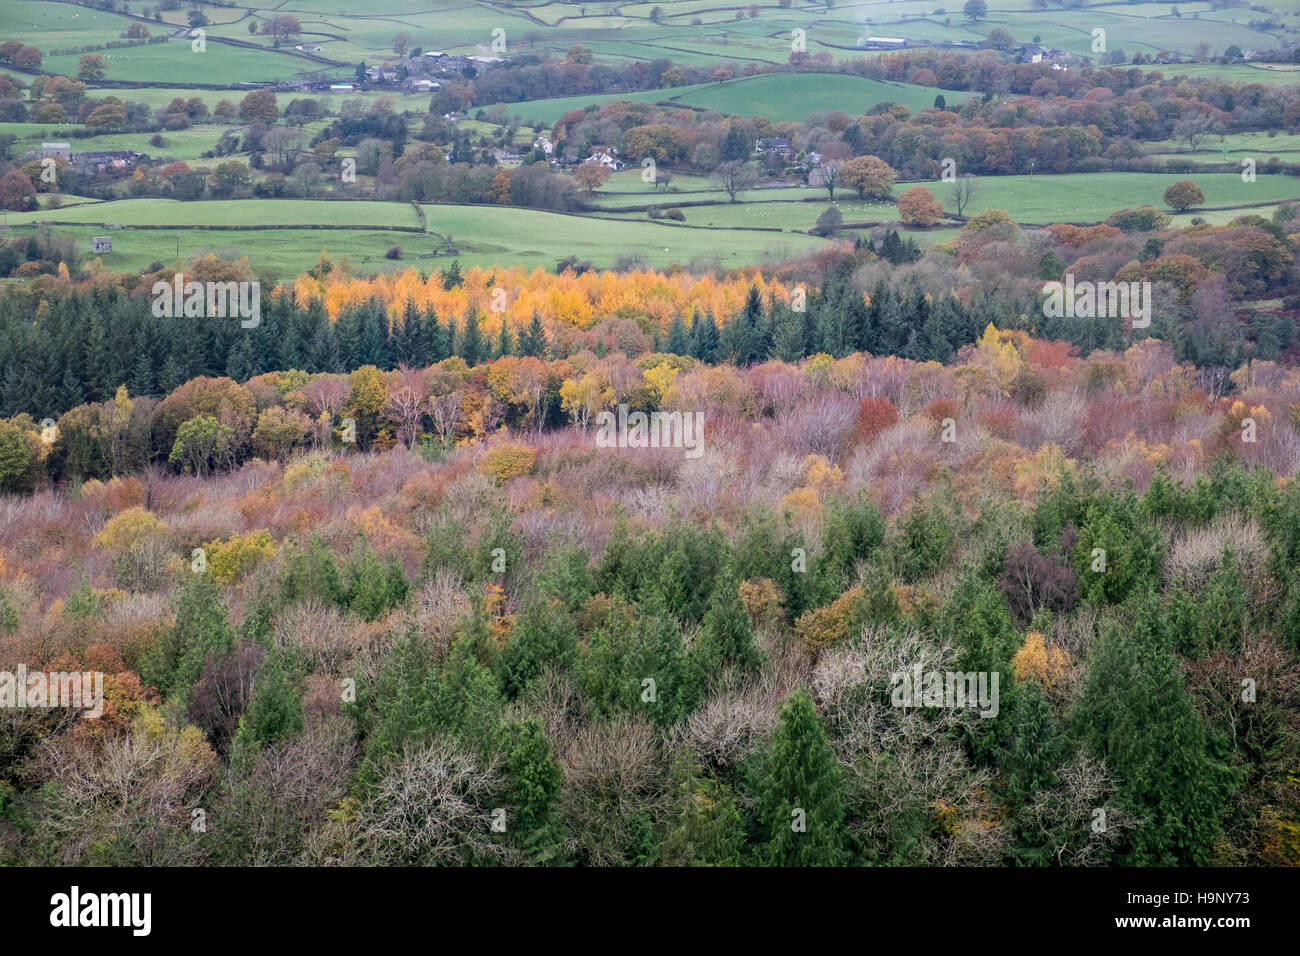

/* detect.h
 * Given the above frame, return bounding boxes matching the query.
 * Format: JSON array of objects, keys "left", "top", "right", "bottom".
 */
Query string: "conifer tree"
[
  {"left": 662, "top": 749, "right": 744, "bottom": 866},
  {"left": 757, "top": 690, "right": 846, "bottom": 866},
  {"left": 503, "top": 718, "right": 563, "bottom": 859},
  {"left": 519, "top": 313, "right": 547, "bottom": 358},
  {"left": 459, "top": 310, "right": 485, "bottom": 366},
  {"left": 665, "top": 313, "right": 690, "bottom": 357},
  {"left": 495, "top": 318, "right": 513, "bottom": 358},
  {"left": 142, "top": 570, "right": 233, "bottom": 703}
]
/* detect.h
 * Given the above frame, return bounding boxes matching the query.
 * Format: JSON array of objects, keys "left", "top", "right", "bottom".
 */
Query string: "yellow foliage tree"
[
  {"left": 201, "top": 529, "right": 275, "bottom": 584},
  {"left": 642, "top": 362, "right": 679, "bottom": 401},
  {"left": 478, "top": 443, "right": 537, "bottom": 483},
  {"left": 1010, "top": 631, "right": 1075, "bottom": 695}
]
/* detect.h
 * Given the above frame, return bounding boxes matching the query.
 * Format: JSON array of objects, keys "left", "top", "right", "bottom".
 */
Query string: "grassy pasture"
[
  {"left": 3, "top": 197, "right": 423, "bottom": 228},
  {"left": 916, "top": 171, "right": 1300, "bottom": 223},
  {"left": 0, "top": 222, "right": 426, "bottom": 276}
]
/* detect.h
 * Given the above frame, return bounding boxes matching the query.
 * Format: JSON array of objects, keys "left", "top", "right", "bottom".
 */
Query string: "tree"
[
  {"left": 0, "top": 420, "right": 39, "bottom": 492},
  {"left": 757, "top": 690, "right": 846, "bottom": 865},
  {"left": 897, "top": 185, "right": 943, "bottom": 225},
  {"left": 231, "top": 652, "right": 302, "bottom": 759},
  {"left": 696, "top": 569, "right": 763, "bottom": 675},
  {"left": 810, "top": 158, "right": 844, "bottom": 200},
  {"left": 77, "top": 53, "right": 107, "bottom": 81},
  {"left": 239, "top": 89, "right": 280, "bottom": 123},
  {"left": 1173, "top": 113, "right": 1223, "bottom": 152},
  {"left": 0, "top": 168, "right": 35, "bottom": 211},
  {"left": 169, "top": 415, "right": 234, "bottom": 476},
  {"left": 838, "top": 155, "right": 895, "bottom": 199},
  {"left": 710, "top": 160, "right": 758, "bottom": 203},
  {"left": 459, "top": 312, "right": 486, "bottom": 366},
  {"left": 85, "top": 102, "right": 126, "bottom": 130},
  {"left": 503, "top": 718, "right": 563, "bottom": 858},
  {"left": 1164, "top": 179, "right": 1205, "bottom": 212},
  {"left": 1076, "top": 621, "right": 1237, "bottom": 865},
  {"left": 948, "top": 173, "right": 979, "bottom": 217},
  {"left": 964, "top": 0, "right": 988, "bottom": 19},
  {"left": 210, "top": 160, "right": 252, "bottom": 198},
  {"left": 662, "top": 750, "right": 743, "bottom": 865},
  {"left": 261, "top": 15, "right": 301, "bottom": 40},
  {"left": 986, "top": 28, "right": 1015, "bottom": 50},
  {"left": 143, "top": 570, "right": 232, "bottom": 702},
  {"left": 571, "top": 163, "right": 611, "bottom": 195},
  {"left": 13, "top": 45, "right": 41, "bottom": 70},
  {"left": 252, "top": 406, "right": 309, "bottom": 459},
  {"left": 393, "top": 32, "right": 413, "bottom": 57},
  {"left": 815, "top": 205, "right": 843, "bottom": 237}
]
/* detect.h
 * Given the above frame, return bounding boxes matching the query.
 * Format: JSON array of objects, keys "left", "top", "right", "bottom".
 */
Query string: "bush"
[
  {"left": 793, "top": 586, "right": 862, "bottom": 652},
  {"left": 998, "top": 540, "right": 1079, "bottom": 621},
  {"left": 891, "top": 502, "right": 956, "bottom": 582},
  {"left": 202, "top": 530, "right": 276, "bottom": 585},
  {"left": 477, "top": 443, "right": 536, "bottom": 483},
  {"left": 94, "top": 506, "right": 172, "bottom": 591}
]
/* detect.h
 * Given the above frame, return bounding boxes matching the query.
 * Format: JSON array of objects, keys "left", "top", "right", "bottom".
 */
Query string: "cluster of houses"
[
  {"left": 40, "top": 142, "right": 142, "bottom": 173},
  {"left": 1014, "top": 43, "right": 1074, "bottom": 68}
]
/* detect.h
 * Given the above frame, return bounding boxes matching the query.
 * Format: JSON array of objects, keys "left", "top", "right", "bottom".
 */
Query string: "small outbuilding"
[{"left": 91, "top": 236, "right": 112, "bottom": 254}]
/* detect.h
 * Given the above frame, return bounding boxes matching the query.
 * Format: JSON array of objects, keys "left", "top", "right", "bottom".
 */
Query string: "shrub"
[
  {"left": 855, "top": 396, "right": 898, "bottom": 444},
  {"left": 94, "top": 507, "right": 172, "bottom": 591},
  {"left": 477, "top": 443, "right": 537, "bottom": 483},
  {"left": 891, "top": 502, "right": 956, "bottom": 582},
  {"left": 998, "top": 540, "right": 1079, "bottom": 621},
  {"left": 1010, "top": 630, "right": 1075, "bottom": 695},
  {"left": 739, "top": 577, "right": 785, "bottom": 631},
  {"left": 794, "top": 587, "right": 862, "bottom": 652},
  {"left": 202, "top": 530, "right": 276, "bottom": 585}
]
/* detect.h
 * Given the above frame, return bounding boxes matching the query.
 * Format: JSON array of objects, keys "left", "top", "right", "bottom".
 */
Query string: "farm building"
[
  {"left": 862, "top": 37, "right": 907, "bottom": 49},
  {"left": 41, "top": 142, "right": 71, "bottom": 161},
  {"left": 90, "top": 236, "right": 111, "bottom": 254},
  {"left": 1016, "top": 43, "right": 1073, "bottom": 66},
  {"left": 330, "top": 83, "right": 355, "bottom": 92},
  {"left": 756, "top": 137, "right": 793, "bottom": 157},
  {"left": 584, "top": 147, "right": 623, "bottom": 170},
  {"left": 70, "top": 150, "right": 141, "bottom": 172}
]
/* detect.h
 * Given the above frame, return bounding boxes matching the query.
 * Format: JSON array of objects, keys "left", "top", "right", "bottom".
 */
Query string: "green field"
[
  {"left": 485, "top": 82, "right": 718, "bottom": 128},
  {"left": 495, "top": 72, "right": 952, "bottom": 130},
  {"left": 922, "top": 171, "right": 1300, "bottom": 224},
  {"left": 4, "top": 198, "right": 423, "bottom": 228},
  {"left": 604, "top": 195, "right": 897, "bottom": 232},
  {"left": 1149, "top": 130, "right": 1300, "bottom": 161},
  {"left": 416, "top": 202, "right": 828, "bottom": 270},
  {"left": 0, "top": 195, "right": 829, "bottom": 274},
  {"left": 666, "top": 72, "right": 954, "bottom": 120},
  {"left": 0, "top": 223, "right": 425, "bottom": 278},
  {"left": 5, "top": 0, "right": 1297, "bottom": 88}
]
